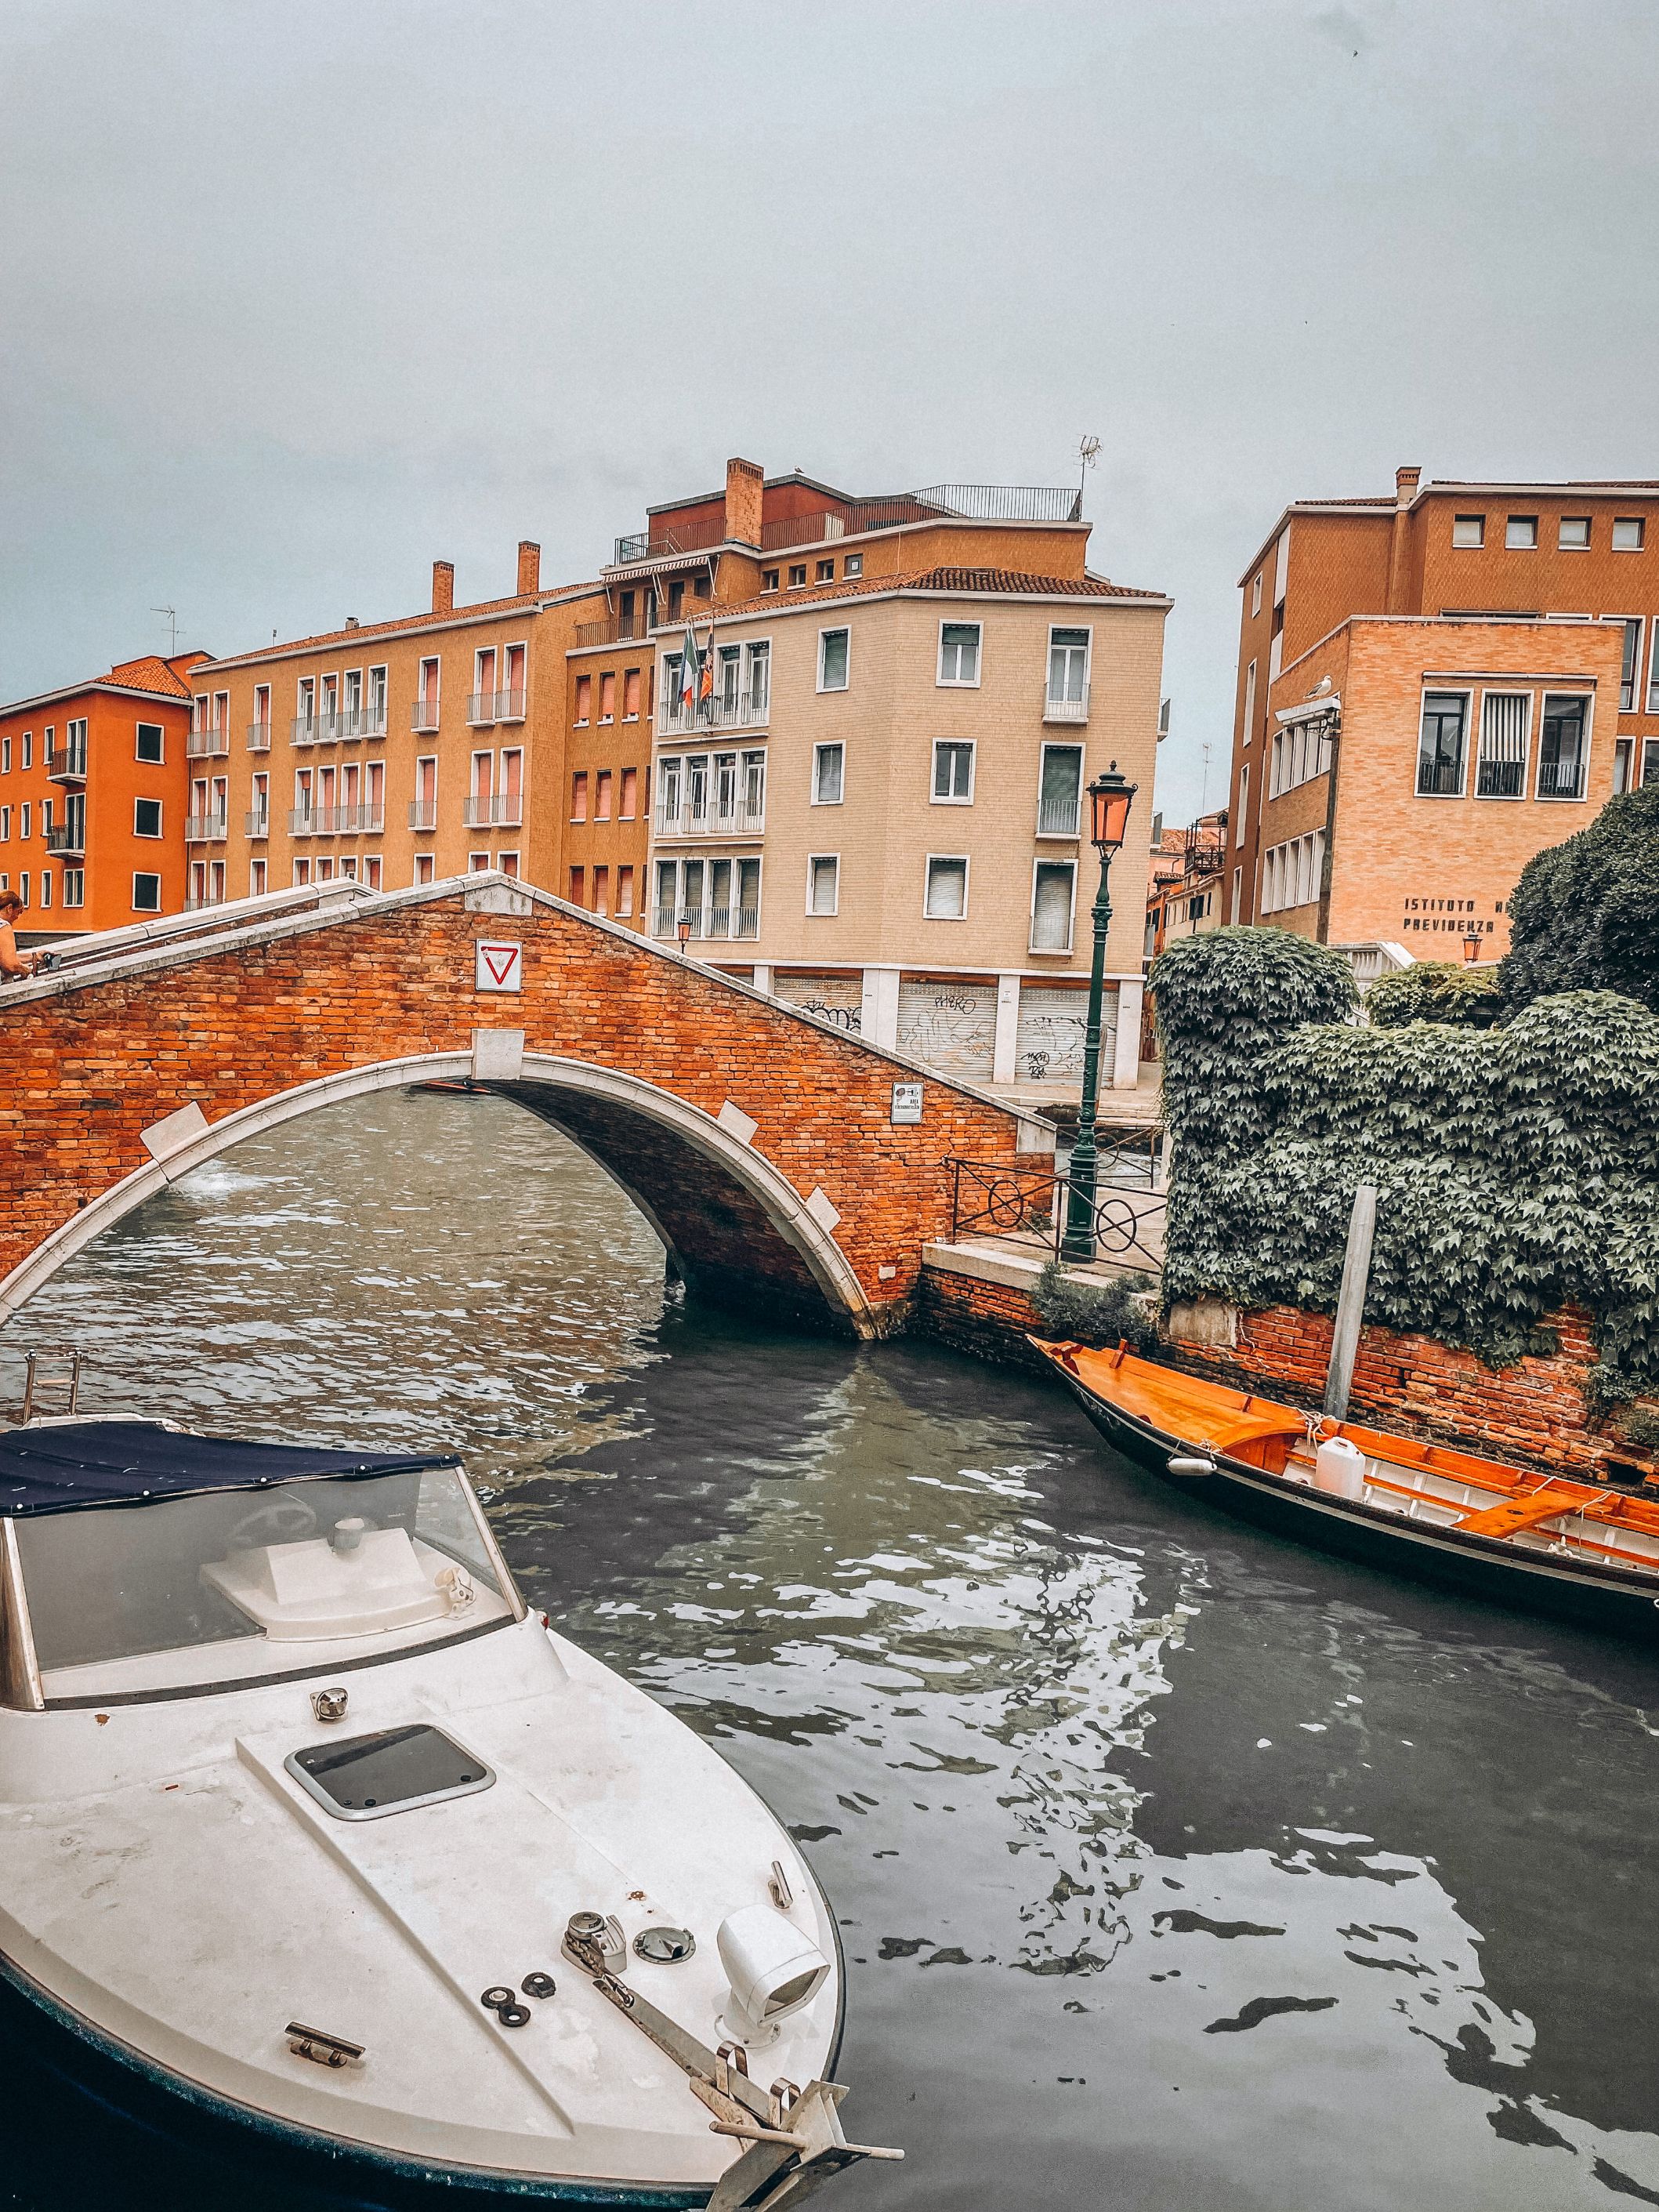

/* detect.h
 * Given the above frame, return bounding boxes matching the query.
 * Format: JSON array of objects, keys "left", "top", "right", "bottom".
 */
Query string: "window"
[
  {"left": 620, "top": 767, "right": 638, "bottom": 819},
  {"left": 813, "top": 742, "right": 845, "bottom": 804},
  {"left": 38, "top": 871, "right": 51, "bottom": 909},
  {"left": 932, "top": 738, "right": 975, "bottom": 803},
  {"left": 1235, "top": 763, "right": 1248, "bottom": 843},
  {"left": 1451, "top": 514, "right": 1486, "bottom": 549},
  {"left": 415, "top": 854, "right": 434, "bottom": 886},
  {"left": 248, "top": 861, "right": 266, "bottom": 897},
  {"left": 807, "top": 854, "right": 839, "bottom": 915},
  {"left": 1649, "top": 628, "right": 1659, "bottom": 715},
  {"left": 1476, "top": 692, "right": 1529, "bottom": 798},
  {"left": 844, "top": 554, "right": 862, "bottom": 578},
  {"left": 1269, "top": 713, "right": 1335, "bottom": 798},
  {"left": 134, "top": 797, "right": 163, "bottom": 838},
  {"left": 136, "top": 722, "right": 164, "bottom": 763},
  {"left": 1259, "top": 830, "right": 1325, "bottom": 915},
  {"left": 925, "top": 856, "right": 968, "bottom": 919},
  {"left": 762, "top": 568, "right": 780, "bottom": 592},
  {"left": 1538, "top": 694, "right": 1588, "bottom": 800},
  {"left": 596, "top": 770, "right": 613, "bottom": 821},
  {"left": 592, "top": 865, "right": 610, "bottom": 916},
  {"left": 365, "top": 858, "right": 382, "bottom": 891},
  {"left": 938, "top": 621, "right": 980, "bottom": 685},
  {"left": 569, "top": 867, "right": 585, "bottom": 905},
  {"left": 0, "top": 738, "right": 7, "bottom": 772},
  {"left": 574, "top": 674, "right": 590, "bottom": 724},
  {"left": 623, "top": 668, "right": 641, "bottom": 720},
  {"left": 617, "top": 864, "right": 635, "bottom": 918},
  {"left": 1559, "top": 517, "right": 1590, "bottom": 549},
  {"left": 1613, "top": 517, "right": 1645, "bottom": 551},
  {"left": 1230, "top": 866, "right": 1242, "bottom": 923},
  {"left": 571, "top": 771, "right": 589, "bottom": 821},
  {"left": 1610, "top": 618, "right": 1643, "bottom": 713},
  {"left": 788, "top": 564, "right": 807, "bottom": 588},
  {"left": 291, "top": 858, "right": 310, "bottom": 887},
  {"left": 1505, "top": 515, "right": 1538, "bottom": 549},
  {"left": 132, "top": 872, "right": 161, "bottom": 913},
  {"left": 1047, "top": 626, "right": 1089, "bottom": 711},
  {"left": 818, "top": 627, "right": 849, "bottom": 691},
  {"left": 63, "top": 868, "right": 85, "bottom": 908},
  {"left": 1416, "top": 691, "right": 1469, "bottom": 796},
  {"left": 20, "top": 734, "right": 31, "bottom": 770},
  {"left": 19, "top": 802, "right": 29, "bottom": 840},
  {"left": 469, "top": 852, "right": 491, "bottom": 873},
  {"left": 599, "top": 672, "right": 616, "bottom": 723},
  {"left": 1030, "top": 861, "right": 1075, "bottom": 952},
  {"left": 1251, "top": 571, "right": 1263, "bottom": 615},
  {"left": 1037, "top": 743, "right": 1082, "bottom": 836},
  {"left": 253, "top": 684, "right": 271, "bottom": 735},
  {"left": 816, "top": 560, "right": 835, "bottom": 582},
  {"left": 16, "top": 872, "right": 25, "bottom": 907},
  {"left": 1614, "top": 738, "right": 1635, "bottom": 794}
]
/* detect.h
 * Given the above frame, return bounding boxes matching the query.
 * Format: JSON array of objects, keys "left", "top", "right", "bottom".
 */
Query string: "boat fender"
[
  {"left": 1167, "top": 1455, "right": 1216, "bottom": 1478},
  {"left": 1314, "top": 1435, "right": 1367, "bottom": 1502}
]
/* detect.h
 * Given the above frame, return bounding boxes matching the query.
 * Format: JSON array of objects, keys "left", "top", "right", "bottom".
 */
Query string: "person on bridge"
[{"left": 0, "top": 891, "right": 37, "bottom": 982}]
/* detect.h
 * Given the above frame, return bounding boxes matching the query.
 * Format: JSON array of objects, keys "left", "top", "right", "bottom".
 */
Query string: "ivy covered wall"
[{"left": 1154, "top": 929, "right": 1659, "bottom": 1412}]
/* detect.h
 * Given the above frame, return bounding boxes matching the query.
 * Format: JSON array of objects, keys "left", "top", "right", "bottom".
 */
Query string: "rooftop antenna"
[
  {"left": 152, "top": 604, "right": 178, "bottom": 655},
  {"left": 1199, "top": 740, "right": 1213, "bottom": 813},
  {"left": 1076, "top": 435, "right": 1102, "bottom": 513}
]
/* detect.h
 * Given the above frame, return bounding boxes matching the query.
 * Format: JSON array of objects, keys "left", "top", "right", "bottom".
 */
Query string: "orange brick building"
[
  {"left": 0, "top": 651, "right": 201, "bottom": 937},
  {"left": 1226, "top": 470, "right": 1659, "bottom": 954}
]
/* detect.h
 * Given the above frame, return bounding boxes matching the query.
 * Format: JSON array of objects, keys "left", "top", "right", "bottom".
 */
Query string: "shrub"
[
  {"left": 1367, "top": 961, "right": 1505, "bottom": 1030},
  {"left": 1031, "top": 1262, "right": 1157, "bottom": 1351},
  {"left": 1504, "top": 781, "right": 1659, "bottom": 1014},
  {"left": 1157, "top": 921, "right": 1659, "bottom": 1407}
]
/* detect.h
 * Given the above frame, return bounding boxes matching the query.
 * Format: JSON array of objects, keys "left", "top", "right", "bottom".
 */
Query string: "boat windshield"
[{"left": 13, "top": 1464, "right": 514, "bottom": 1702}]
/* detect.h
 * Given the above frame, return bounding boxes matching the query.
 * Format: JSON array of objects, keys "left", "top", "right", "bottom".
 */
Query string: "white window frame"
[
  {"left": 132, "top": 872, "right": 162, "bottom": 913},
  {"left": 1028, "top": 858, "right": 1077, "bottom": 955},
  {"left": 1646, "top": 625, "right": 1659, "bottom": 716},
  {"left": 1235, "top": 762, "right": 1248, "bottom": 843},
  {"left": 1035, "top": 740, "right": 1084, "bottom": 837},
  {"left": 1473, "top": 688, "right": 1530, "bottom": 802},
  {"left": 806, "top": 853, "right": 840, "bottom": 916},
  {"left": 1505, "top": 514, "right": 1538, "bottom": 550},
  {"left": 923, "top": 853, "right": 970, "bottom": 920},
  {"left": 817, "top": 626, "right": 851, "bottom": 693},
  {"left": 844, "top": 553, "right": 863, "bottom": 578},
  {"left": 1613, "top": 517, "right": 1646, "bottom": 552},
  {"left": 133, "top": 796, "right": 164, "bottom": 839},
  {"left": 812, "top": 742, "right": 845, "bottom": 805},
  {"left": 931, "top": 737, "right": 976, "bottom": 804},
  {"left": 1045, "top": 623, "right": 1092, "bottom": 708},
  {"left": 1534, "top": 691, "right": 1592, "bottom": 803},
  {"left": 1416, "top": 688, "right": 1471, "bottom": 800},
  {"left": 135, "top": 721, "right": 165, "bottom": 763},
  {"left": 1451, "top": 513, "right": 1485, "bottom": 549},
  {"left": 1606, "top": 616, "right": 1642, "bottom": 714},
  {"left": 1251, "top": 571, "right": 1262, "bottom": 616},
  {"left": 1557, "top": 516, "right": 1591, "bottom": 550},
  {"left": 936, "top": 620, "right": 982, "bottom": 688}
]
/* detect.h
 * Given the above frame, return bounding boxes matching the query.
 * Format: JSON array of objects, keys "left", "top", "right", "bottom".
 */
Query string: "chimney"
[
  {"left": 432, "top": 560, "right": 455, "bottom": 615},
  {"left": 723, "top": 456, "right": 765, "bottom": 549},
  {"left": 1386, "top": 467, "right": 1421, "bottom": 615},
  {"left": 1395, "top": 464, "right": 1422, "bottom": 508},
  {"left": 517, "top": 540, "right": 541, "bottom": 596}
]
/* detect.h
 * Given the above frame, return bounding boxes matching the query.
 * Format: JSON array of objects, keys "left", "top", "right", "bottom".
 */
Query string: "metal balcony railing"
[
  {"left": 467, "top": 690, "right": 526, "bottom": 725},
  {"left": 411, "top": 701, "right": 440, "bottom": 733},
  {"left": 46, "top": 741, "right": 88, "bottom": 782},
  {"left": 759, "top": 484, "right": 1084, "bottom": 555},
  {"left": 1037, "top": 791, "right": 1081, "bottom": 836},
  {"left": 184, "top": 812, "right": 229, "bottom": 842},
  {"left": 335, "top": 804, "right": 385, "bottom": 833},
  {"left": 656, "top": 803, "right": 766, "bottom": 839},
  {"left": 1476, "top": 756, "right": 1526, "bottom": 799},
  {"left": 658, "top": 691, "right": 770, "bottom": 736},
  {"left": 574, "top": 615, "right": 642, "bottom": 647},
  {"left": 1538, "top": 756, "right": 1586, "bottom": 799},
  {"left": 653, "top": 905, "right": 678, "bottom": 937},
  {"left": 462, "top": 794, "right": 523, "bottom": 829},
  {"left": 1416, "top": 755, "right": 1465, "bottom": 796},
  {"left": 288, "top": 807, "right": 317, "bottom": 836},
  {"left": 187, "top": 727, "right": 230, "bottom": 758},
  {"left": 408, "top": 800, "right": 437, "bottom": 831},
  {"left": 613, "top": 516, "right": 726, "bottom": 565},
  {"left": 318, "top": 712, "right": 344, "bottom": 744},
  {"left": 292, "top": 716, "right": 321, "bottom": 745},
  {"left": 339, "top": 708, "right": 387, "bottom": 741},
  {"left": 245, "top": 721, "right": 271, "bottom": 752},
  {"left": 1043, "top": 685, "right": 1089, "bottom": 725},
  {"left": 46, "top": 823, "right": 85, "bottom": 856},
  {"left": 245, "top": 807, "right": 270, "bottom": 839},
  {"left": 183, "top": 894, "right": 227, "bottom": 913}
]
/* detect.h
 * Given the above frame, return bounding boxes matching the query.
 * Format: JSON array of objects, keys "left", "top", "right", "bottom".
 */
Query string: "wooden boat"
[
  {"left": 1033, "top": 1340, "right": 1659, "bottom": 1640},
  {"left": 0, "top": 1417, "right": 897, "bottom": 2207}
]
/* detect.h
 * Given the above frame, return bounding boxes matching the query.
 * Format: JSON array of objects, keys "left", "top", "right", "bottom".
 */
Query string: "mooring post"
[{"left": 1324, "top": 1183, "right": 1378, "bottom": 1421}]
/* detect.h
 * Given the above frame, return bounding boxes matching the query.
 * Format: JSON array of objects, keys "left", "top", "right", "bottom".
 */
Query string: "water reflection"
[{"left": 2, "top": 1093, "right": 1657, "bottom": 2211}]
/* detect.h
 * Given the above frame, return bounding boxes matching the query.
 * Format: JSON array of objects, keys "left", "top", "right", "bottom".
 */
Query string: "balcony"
[
  {"left": 245, "top": 807, "right": 270, "bottom": 839},
  {"left": 411, "top": 700, "right": 440, "bottom": 733},
  {"left": 408, "top": 800, "right": 437, "bottom": 832},
  {"left": 652, "top": 902, "right": 760, "bottom": 942},
  {"left": 462, "top": 794, "right": 523, "bottom": 829},
  {"left": 1043, "top": 684, "right": 1090, "bottom": 725},
  {"left": 292, "top": 715, "right": 321, "bottom": 746},
  {"left": 288, "top": 807, "right": 318, "bottom": 836},
  {"left": 1037, "top": 790, "right": 1082, "bottom": 837},
  {"left": 467, "top": 690, "right": 527, "bottom": 726},
  {"left": 46, "top": 822, "right": 85, "bottom": 857},
  {"left": 45, "top": 739, "right": 88, "bottom": 783},
  {"left": 1538, "top": 756, "right": 1586, "bottom": 800},
  {"left": 187, "top": 726, "right": 230, "bottom": 759},
  {"left": 246, "top": 721, "right": 272, "bottom": 753},
  {"left": 339, "top": 708, "right": 388, "bottom": 742},
  {"left": 574, "top": 615, "right": 642, "bottom": 648},
  {"left": 758, "top": 484, "right": 1084, "bottom": 556},
  {"left": 337, "top": 804, "right": 386, "bottom": 833},
  {"left": 319, "top": 711, "right": 344, "bottom": 744},
  {"left": 183, "top": 894, "right": 226, "bottom": 913},
  {"left": 184, "top": 812, "right": 230, "bottom": 843},
  {"left": 657, "top": 692, "right": 769, "bottom": 738},
  {"left": 612, "top": 515, "right": 726, "bottom": 566},
  {"left": 656, "top": 803, "right": 766, "bottom": 839}
]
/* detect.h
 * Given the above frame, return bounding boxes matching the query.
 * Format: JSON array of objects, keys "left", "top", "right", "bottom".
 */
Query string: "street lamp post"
[{"left": 1061, "top": 763, "right": 1138, "bottom": 1264}]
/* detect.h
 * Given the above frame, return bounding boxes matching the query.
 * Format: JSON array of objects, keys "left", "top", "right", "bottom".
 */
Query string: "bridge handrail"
[{"left": 32, "top": 880, "right": 374, "bottom": 975}]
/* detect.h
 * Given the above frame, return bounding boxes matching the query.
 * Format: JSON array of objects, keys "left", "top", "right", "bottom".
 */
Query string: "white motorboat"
[{"left": 0, "top": 1418, "right": 897, "bottom": 2207}]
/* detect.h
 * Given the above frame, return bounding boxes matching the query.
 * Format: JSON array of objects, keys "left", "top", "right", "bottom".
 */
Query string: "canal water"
[{"left": 3, "top": 1090, "right": 1658, "bottom": 2212}]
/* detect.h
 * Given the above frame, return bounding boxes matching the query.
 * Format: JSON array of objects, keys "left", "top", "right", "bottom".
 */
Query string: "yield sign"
[{"left": 474, "top": 940, "right": 523, "bottom": 993}]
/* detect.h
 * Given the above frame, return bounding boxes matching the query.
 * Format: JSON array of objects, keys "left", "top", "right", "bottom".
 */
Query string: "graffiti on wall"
[
  {"left": 773, "top": 972, "right": 864, "bottom": 1035},
  {"left": 1014, "top": 985, "right": 1113, "bottom": 1082},
  {"left": 897, "top": 981, "right": 997, "bottom": 1079}
]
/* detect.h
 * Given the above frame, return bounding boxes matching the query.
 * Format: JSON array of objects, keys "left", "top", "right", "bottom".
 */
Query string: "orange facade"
[
  {"left": 1226, "top": 472, "right": 1659, "bottom": 946},
  {"left": 0, "top": 654, "right": 197, "bottom": 935}
]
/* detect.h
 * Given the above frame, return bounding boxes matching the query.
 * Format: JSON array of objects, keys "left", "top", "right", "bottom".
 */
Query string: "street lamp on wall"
[
  {"left": 677, "top": 916, "right": 693, "bottom": 957},
  {"left": 1462, "top": 927, "right": 1483, "bottom": 964},
  {"left": 1061, "top": 762, "right": 1139, "bottom": 1264}
]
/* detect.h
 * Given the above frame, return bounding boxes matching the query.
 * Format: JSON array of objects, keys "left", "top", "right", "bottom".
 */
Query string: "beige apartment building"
[
  {"left": 190, "top": 546, "right": 604, "bottom": 902},
  {"left": 643, "top": 565, "right": 1169, "bottom": 1088}
]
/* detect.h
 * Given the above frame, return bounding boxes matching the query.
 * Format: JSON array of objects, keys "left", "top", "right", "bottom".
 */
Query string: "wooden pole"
[{"left": 1324, "top": 1184, "right": 1378, "bottom": 1420}]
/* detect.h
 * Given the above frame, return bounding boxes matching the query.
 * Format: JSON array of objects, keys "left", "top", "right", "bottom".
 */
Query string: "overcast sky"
[{"left": 2, "top": 0, "right": 1655, "bottom": 828}]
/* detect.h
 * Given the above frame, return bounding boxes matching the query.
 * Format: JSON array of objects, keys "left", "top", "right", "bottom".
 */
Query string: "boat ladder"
[{"left": 18, "top": 1347, "right": 82, "bottom": 1423}]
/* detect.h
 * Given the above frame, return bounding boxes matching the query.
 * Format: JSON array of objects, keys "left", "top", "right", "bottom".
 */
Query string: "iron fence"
[{"left": 946, "top": 1146, "right": 1166, "bottom": 1272}]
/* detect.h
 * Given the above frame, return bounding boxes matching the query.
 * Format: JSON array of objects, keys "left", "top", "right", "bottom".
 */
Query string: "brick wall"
[{"left": 915, "top": 1258, "right": 1049, "bottom": 1369}]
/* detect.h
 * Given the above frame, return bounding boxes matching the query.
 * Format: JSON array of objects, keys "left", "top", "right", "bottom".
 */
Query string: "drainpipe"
[{"left": 1314, "top": 717, "right": 1341, "bottom": 947}]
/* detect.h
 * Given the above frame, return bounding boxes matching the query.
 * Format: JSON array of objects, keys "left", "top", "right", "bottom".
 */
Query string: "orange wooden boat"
[{"left": 1033, "top": 1340, "right": 1659, "bottom": 1639}]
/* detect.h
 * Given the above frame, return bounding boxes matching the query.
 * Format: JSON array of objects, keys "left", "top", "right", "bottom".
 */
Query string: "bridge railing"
[
  {"left": 23, "top": 879, "right": 375, "bottom": 980},
  {"left": 946, "top": 1148, "right": 1167, "bottom": 1274}
]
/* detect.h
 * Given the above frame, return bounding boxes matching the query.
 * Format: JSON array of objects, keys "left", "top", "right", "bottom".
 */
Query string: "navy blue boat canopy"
[{"left": 0, "top": 1422, "right": 459, "bottom": 1518}]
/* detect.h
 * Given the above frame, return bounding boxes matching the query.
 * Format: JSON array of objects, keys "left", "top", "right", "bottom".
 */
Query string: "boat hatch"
[{"left": 284, "top": 1724, "right": 496, "bottom": 1821}]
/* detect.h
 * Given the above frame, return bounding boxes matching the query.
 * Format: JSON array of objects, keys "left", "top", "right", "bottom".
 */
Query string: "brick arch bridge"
[{"left": 0, "top": 876, "right": 1043, "bottom": 1337}]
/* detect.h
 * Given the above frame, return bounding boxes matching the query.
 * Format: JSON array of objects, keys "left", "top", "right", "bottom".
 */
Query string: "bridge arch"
[{"left": 0, "top": 1052, "right": 875, "bottom": 1336}]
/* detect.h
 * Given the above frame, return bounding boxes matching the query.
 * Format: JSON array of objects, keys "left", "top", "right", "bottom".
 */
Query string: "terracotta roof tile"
[
  {"left": 100, "top": 655, "right": 194, "bottom": 699},
  {"left": 705, "top": 564, "right": 1167, "bottom": 622},
  {"left": 196, "top": 584, "right": 603, "bottom": 672}
]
